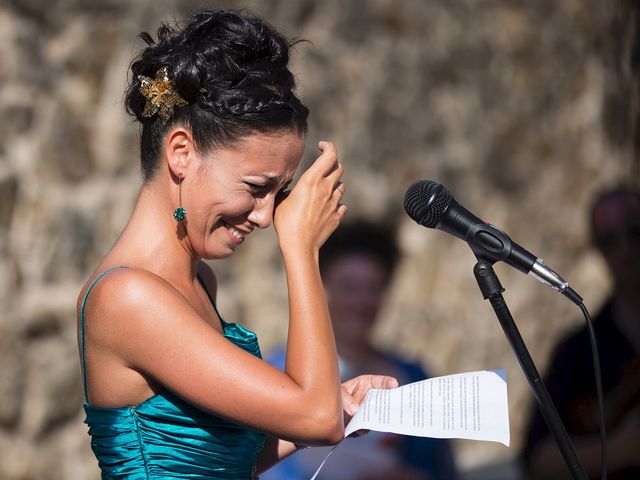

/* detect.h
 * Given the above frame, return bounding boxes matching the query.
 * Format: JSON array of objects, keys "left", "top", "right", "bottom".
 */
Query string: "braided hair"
[{"left": 124, "top": 9, "right": 309, "bottom": 181}]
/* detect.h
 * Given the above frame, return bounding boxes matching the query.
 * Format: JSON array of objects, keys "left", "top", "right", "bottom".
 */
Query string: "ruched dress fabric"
[{"left": 81, "top": 268, "right": 266, "bottom": 479}]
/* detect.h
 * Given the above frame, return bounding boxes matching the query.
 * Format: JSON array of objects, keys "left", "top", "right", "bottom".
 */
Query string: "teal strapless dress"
[{"left": 80, "top": 268, "right": 266, "bottom": 479}]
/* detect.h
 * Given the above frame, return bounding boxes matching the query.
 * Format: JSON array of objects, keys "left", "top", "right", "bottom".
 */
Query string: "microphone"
[{"left": 403, "top": 180, "right": 583, "bottom": 305}]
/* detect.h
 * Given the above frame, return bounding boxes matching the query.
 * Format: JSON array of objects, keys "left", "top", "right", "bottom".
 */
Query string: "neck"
[{"left": 110, "top": 181, "right": 200, "bottom": 282}]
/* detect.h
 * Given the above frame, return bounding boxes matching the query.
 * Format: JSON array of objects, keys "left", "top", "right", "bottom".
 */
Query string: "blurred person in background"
[
  {"left": 76, "top": 9, "right": 397, "bottom": 479},
  {"left": 521, "top": 186, "right": 640, "bottom": 479},
  {"left": 263, "top": 219, "right": 458, "bottom": 480}
]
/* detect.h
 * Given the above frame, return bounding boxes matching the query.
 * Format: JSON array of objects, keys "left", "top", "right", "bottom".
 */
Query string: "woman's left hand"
[{"left": 341, "top": 375, "right": 398, "bottom": 421}]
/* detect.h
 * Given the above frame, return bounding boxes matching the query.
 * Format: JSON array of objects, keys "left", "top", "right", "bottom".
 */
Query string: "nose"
[{"left": 247, "top": 195, "right": 275, "bottom": 229}]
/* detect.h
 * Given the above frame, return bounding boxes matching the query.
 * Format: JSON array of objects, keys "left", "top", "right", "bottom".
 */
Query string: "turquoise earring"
[{"left": 173, "top": 172, "right": 187, "bottom": 222}]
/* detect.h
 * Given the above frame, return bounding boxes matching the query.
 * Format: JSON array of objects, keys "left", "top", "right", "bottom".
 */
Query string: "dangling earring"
[{"left": 173, "top": 172, "right": 187, "bottom": 222}]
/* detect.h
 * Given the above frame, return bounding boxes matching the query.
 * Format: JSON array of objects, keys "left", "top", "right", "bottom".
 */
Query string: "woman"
[{"left": 77, "top": 9, "right": 396, "bottom": 479}]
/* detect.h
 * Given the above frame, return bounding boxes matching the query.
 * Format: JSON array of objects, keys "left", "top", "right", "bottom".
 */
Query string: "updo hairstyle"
[{"left": 125, "top": 9, "right": 309, "bottom": 181}]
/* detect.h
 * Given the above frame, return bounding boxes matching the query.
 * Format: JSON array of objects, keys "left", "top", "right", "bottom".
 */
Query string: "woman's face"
[{"left": 184, "top": 131, "right": 305, "bottom": 259}]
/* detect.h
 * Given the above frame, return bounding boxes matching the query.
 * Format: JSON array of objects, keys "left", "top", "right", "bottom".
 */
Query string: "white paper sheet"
[
  {"left": 345, "top": 369, "right": 510, "bottom": 445},
  {"left": 310, "top": 369, "right": 510, "bottom": 480}
]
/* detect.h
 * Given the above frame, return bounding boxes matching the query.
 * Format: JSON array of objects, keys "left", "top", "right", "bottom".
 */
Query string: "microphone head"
[{"left": 403, "top": 180, "right": 452, "bottom": 228}]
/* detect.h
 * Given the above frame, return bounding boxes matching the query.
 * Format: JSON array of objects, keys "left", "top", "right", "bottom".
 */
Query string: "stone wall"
[{"left": 0, "top": 0, "right": 636, "bottom": 478}]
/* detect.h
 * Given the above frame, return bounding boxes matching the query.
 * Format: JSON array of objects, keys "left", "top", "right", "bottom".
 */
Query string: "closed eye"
[
  {"left": 245, "top": 179, "right": 292, "bottom": 198},
  {"left": 245, "top": 182, "right": 270, "bottom": 198}
]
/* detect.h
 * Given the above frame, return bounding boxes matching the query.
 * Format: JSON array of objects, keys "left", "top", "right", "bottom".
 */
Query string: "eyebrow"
[
  {"left": 251, "top": 174, "right": 292, "bottom": 186},
  {"left": 260, "top": 175, "right": 280, "bottom": 183}
]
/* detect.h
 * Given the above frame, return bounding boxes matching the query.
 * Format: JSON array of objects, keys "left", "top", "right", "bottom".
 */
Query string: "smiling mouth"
[{"left": 224, "top": 222, "right": 247, "bottom": 241}]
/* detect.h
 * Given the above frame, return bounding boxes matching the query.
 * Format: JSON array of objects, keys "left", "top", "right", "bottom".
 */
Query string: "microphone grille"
[{"left": 403, "top": 180, "right": 452, "bottom": 228}]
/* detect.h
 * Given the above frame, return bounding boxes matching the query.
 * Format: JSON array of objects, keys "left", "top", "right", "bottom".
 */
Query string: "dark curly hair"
[
  {"left": 125, "top": 9, "right": 309, "bottom": 181},
  {"left": 319, "top": 219, "right": 400, "bottom": 284}
]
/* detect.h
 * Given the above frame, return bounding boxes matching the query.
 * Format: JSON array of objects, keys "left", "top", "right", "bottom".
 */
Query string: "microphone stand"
[{"left": 472, "top": 258, "right": 588, "bottom": 480}]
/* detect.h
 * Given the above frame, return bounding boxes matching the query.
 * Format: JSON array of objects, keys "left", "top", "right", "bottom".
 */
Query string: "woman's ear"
[{"left": 165, "top": 127, "right": 196, "bottom": 177}]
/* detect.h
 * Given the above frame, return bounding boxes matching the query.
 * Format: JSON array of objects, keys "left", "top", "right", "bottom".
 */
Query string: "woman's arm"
[
  {"left": 256, "top": 374, "right": 399, "bottom": 473},
  {"left": 270, "top": 140, "right": 347, "bottom": 442}
]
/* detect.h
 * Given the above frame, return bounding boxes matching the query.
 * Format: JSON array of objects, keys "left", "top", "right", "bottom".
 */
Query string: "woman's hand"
[
  {"left": 341, "top": 375, "right": 399, "bottom": 421},
  {"left": 274, "top": 141, "right": 347, "bottom": 253}
]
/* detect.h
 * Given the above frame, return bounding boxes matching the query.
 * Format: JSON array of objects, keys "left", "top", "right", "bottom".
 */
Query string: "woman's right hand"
[{"left": 274, "top": 141, "right": 347, "bottom": 253}]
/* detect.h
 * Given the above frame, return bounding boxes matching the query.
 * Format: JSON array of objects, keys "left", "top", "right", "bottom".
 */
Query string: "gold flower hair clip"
[{"left": 138, "top": 66, "right": 188, "bottom": 122}]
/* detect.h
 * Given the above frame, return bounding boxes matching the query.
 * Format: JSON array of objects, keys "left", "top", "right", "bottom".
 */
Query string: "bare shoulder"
[
  {"left": 82, "top": 267, "right": 179, "bottom": 309},
  {"left": 79, "top": 267, "right": 189, "bottom": 344}
]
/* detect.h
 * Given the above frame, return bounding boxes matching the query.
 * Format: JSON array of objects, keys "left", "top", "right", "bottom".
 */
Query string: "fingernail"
[{"left": 348, "top": 405, "right": 359, "bottom": 416}]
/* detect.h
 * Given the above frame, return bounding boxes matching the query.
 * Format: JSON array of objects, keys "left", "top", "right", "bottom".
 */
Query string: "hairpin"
[{"left": 138, "top": 66, "right": 188, "bottom": 122}]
